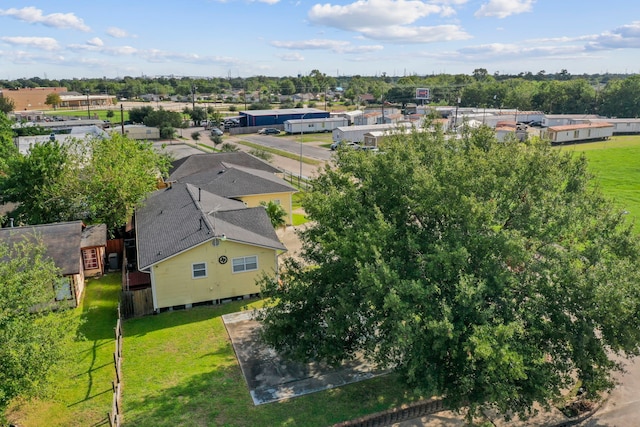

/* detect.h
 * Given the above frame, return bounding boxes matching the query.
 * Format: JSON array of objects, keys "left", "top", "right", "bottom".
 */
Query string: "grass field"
[
  {"left": 49, "top": 108, "right": 130, "bottom": 123},
  {"left": 122, "top": 302, "right": 422, "bottom": 427},
  {"left": 6, "top": 274, "right": 121, "bottom": 427},
  {"left": 555, "top": 135, "right": 640, "bottom": 233}
]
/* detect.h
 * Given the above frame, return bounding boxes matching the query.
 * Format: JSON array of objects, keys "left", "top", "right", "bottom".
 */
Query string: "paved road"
[
  {"left": 239, "top": 134, "right": 333, "bottom": 162},
  {"left": 579, "top": 356, "right": 640, "bottom": 427}
]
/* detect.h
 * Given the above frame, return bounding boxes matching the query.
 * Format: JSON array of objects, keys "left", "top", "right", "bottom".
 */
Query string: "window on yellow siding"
[
  {"left": 192, "top": 262, "right": 207, "bottom": 278},
  {"left": 232, "top": 256, "right": 258, "bottom": 273}
]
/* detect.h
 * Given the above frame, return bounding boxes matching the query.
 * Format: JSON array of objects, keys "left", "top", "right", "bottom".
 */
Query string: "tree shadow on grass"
[
  {"left": 124, "top": 365, "right": 416, "bottom": 427},
  {"left": 123, "top": 299, "right": 260, "bottom": 337},
  {"left": 77, "top": 274, "right": 122, "bottom": 341}
]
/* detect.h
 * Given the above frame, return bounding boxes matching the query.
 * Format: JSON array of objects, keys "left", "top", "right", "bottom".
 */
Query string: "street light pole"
[{"left": 299, "top": 112, "right": 308, "bottom": 187}]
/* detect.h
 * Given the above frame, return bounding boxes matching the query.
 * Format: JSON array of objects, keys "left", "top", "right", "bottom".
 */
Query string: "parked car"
[
  {"left": 330, "top": 141, "right": 358, "bottom": 150},
  {"left": 258, "top": 128, "right": 280, "bottom": 135},
  {"left": 210, "top": 127, "right": 224, "bottom": 136},
  {"left": 223, "top": 119, "right": 240, "bottom": 130},
  {"left": 357, "top": 145, "right": 379, "bottom": 152}
]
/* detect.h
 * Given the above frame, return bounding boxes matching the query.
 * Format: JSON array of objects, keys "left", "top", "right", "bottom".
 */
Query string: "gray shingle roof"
[
  {"left": 136, "top": 183, "right": 286, "bottom": 270},
  {"left": 81, "top": 224, "right": 107, "bottom": 248},
  {"left": 169, "top": 152, "right": 280, "bottom": 181},
  {"left": 181, "top": 167, "right": 295, "bottom": 198},
  {"left": 0, "top": 221, "right": 83, "bottom": 275}
]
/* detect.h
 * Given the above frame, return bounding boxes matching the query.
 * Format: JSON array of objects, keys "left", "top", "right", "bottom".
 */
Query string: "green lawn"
[
  {"left": 7, "top": 274, "right": 121, "bottom": 427},
  {"left": 47, "top": 108, "right": 130, "bottom": 123},
  {"left": 123, "top": 302, "right": 422, "bottom": 427},
  {"left": 555, "top": 135, "right": 640, "bottom": 233}
]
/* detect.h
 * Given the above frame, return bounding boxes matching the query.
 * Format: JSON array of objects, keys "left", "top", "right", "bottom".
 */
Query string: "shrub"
[
  {"left": 249, "top": 149, "right": 273, "bottom": 162},
  {"left": 220, "top": 143, "right": 239, "bottom": 152}
]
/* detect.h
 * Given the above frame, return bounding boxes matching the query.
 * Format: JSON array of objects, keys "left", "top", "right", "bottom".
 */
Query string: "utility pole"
[
  {"left": 86, "top": 92, "right": 91, "bottom": 119},
  {"left": 192, "top": 84, "right": 197, "bottom": 112}
]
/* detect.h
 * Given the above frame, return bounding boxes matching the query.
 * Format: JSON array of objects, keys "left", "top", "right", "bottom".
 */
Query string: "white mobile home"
[
  {"left": 330, "top": 110, "right": 362, "bottom": 125},
  {"left": 573, "top": 118, "right": 640, "bottom": 135},
  {"left": 542, "top": 114, "right": 601, "bottom": 128},
  {"left": 283, "top": 117, "right": 349, "bottom": 134},
  {"left": 543, "top": 122, "right": 613, "bottom": 144},
  {"left": 333, "top": 123, "right": 416, "bottom": 144},
  {"left": 118, "top": 125, "right": 160, "bottom": 140}
]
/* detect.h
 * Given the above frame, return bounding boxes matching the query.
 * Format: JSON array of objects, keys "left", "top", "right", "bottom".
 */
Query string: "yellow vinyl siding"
[
  {"left": 151, "top": 239, "right": 278, "bottom": 309},
  {"left": 236, "top": 191, "right": 295, "bottom": 225}
]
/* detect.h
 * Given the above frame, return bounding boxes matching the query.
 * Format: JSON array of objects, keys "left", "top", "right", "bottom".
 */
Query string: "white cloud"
[
  {"left": 586, "top": 21, "right": 640, "bottom": 50},
  {"left": 272, "top": 39, "right": 350, "bottom": 50},
  {"left": 1, "top": 36, "right": 60, "bottom": 51},
  {"left": 277, "top": 52, "right": 305, "bottom": 61},
  {"left": 87, "top": 37, "right": 104, "bottom": 47},
  {"left": 360, "top": 24, "right": 470, "bottom": 43},
  {"left": 307, "top": 0, "right": 470, "bottom": 43},
  {"left": 106, "top": 27, "right": 134, "bottom": 38},
  {"left": 309, "top": 0, "right": 446, "bottom": 30},
  {"left": 0, "top": 6, "right": 90, "bottom": 31},
  {"left": 271, "top": 38, "right": 384, "bottom": 53},
  {"left": 475, "top": 0, "right": 535, "bottom": 19}
]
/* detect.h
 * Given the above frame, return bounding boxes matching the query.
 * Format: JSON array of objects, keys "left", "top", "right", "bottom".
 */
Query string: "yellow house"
[
  {"left": 169, "top": 152, "right": 297, "bottom": 225},
  {"left": 135, "top": 183, "right": 286, "bottom": 312}
]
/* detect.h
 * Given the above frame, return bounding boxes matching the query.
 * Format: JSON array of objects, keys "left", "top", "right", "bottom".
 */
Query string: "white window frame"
[
  {"left": 232, "top": 256, "right": 258, "bottom": 273},
  {"left": 192, "top": 262, "right": 208, "bottom": 279},
  {"left": 82, "top": 248, "right": 99, "bottom": 270}
]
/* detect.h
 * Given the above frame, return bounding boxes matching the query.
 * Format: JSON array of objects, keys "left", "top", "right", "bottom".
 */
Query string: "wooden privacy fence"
[
  {"left": 108, "top": 305, "right": 123, "bottom": 427},
  {"left": 121, "top": 288, "right": 154, "bottom": 319},
  {"left": 332, "top": 399, "right": 446, "bottom": 427}
]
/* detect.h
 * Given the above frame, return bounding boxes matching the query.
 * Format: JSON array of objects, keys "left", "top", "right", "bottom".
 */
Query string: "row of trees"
[
  {"left": 258, "top": 126, "right": 640, "bottom": 421},
  {"left": 3, "top": 71, "right": 640, "bottom": 117}
]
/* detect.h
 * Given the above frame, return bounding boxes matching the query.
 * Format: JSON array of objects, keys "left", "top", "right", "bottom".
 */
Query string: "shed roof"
[
  {"left": 81, "top": 224, "right": 107, "bottom": 248},
  {"left": 0, "top": 221, "right": 83, "bottom": 275}
]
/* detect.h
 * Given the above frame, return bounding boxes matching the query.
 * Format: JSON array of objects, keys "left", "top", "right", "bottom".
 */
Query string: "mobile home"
[
  {"left": 284, "top": 117, "right": 349, "bottom": 134},
  {"left": 543, "top": 122, "right": 613, "bottom": 144}
]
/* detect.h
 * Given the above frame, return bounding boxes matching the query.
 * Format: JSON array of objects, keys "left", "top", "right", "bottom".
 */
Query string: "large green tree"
[
  {"left": 0, "top": 139, "right": 83, "bottom": 225},
  {"left": 81, "top": 133, "right": 170, "bottom": 232},
  {"left": 259, "top": 127, "right": 640, "bottom": 420},
  {"left": 0, "top": 239, "right": 77, "bottom": 420},
  {"left": 0, "top": 112, "right": 18, "bottom": 171},
  {"left": 44, "top": 93, "right": 61, "bottom": 110},
  {"left": 0, "top": 97, "right": 16, "bottom": 114},
  {"left": 0, "top": 131, "right": 169, "bottom": 233}
]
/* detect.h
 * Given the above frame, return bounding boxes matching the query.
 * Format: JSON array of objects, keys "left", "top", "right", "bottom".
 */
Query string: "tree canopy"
[
  {"left": 44, "top": 93, "right": 61, "bottom": 109},
  {"left": 0, "top": 239, "right": 77, "bottom": 419},
  {"left": 0, "top": 125, "right": 170, "bottom": 232},
  {"left": 259, "top": 126, "right": 640, "bottom": 420}
]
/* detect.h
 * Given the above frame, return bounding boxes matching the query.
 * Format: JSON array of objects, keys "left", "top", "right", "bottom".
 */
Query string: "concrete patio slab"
[{"left": 222, "top": 310, "right": 388, "bottom": 405}]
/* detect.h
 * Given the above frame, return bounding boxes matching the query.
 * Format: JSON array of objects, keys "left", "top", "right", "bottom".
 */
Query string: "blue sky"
[{"left": 1, "top": 1, "right": 639, "bottom": 79}]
